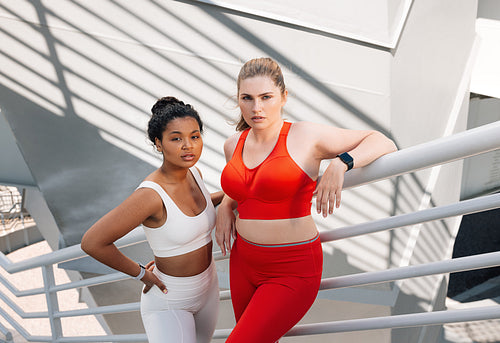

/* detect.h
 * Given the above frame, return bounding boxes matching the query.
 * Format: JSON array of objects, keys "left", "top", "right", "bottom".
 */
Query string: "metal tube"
[
  {"left": 343, "top": 121, "right": 500, "bottom": 188},
  {"left": 320, "top": 193, "right": 500, "bottom": 242},
  {"left": 54, "top": 302, "right": 140, "bottom": 318},
  {"left": 320, "top": 251, "right": 500, "bottom": 290},
  {"left": 286, "top": 305, "right": 500, "bottom": 336}
]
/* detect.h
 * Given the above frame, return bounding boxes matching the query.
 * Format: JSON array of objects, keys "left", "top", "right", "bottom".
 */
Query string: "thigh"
[
  {"left": 194, "top": 268, "right": 220, "bottom": 343},
  {"left": 141, "top": 309, "right": 196, "bottom": 343},
  {"left": 230, "top": 242, "right": 257, "bottom": 322},
  {"left": 226, "top": 277, "right": 320, "bottom": 343}
]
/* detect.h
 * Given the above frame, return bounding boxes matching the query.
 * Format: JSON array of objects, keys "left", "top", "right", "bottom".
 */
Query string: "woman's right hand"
[
  {"left": 215, "top": 198, "right": 236, "bottom": 256},
  {"left": 141, "top": 261, "right": 168, "bottom": 294}
]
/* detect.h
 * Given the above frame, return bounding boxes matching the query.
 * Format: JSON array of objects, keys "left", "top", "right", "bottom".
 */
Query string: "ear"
[
  {"left": 154, "top": 137, "right": 162, "bottom": 151},
  {"left": 281, "top": 89, "right": 288, "bottom": 106}
]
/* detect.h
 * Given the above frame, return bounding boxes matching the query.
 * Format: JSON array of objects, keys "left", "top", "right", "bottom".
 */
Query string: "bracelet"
[{"left": 133, "top": 263, "right": 146, "bottom": 280}]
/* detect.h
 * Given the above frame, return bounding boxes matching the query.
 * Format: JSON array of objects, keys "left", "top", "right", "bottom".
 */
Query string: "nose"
[
  {"left": 252, "top": 99, "right": 262, "bottom": 112},
  {"left": 182, "top": 138, "right": 193, "bottom": 149}
]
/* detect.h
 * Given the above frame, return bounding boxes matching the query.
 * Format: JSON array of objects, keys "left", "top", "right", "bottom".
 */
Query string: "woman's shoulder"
[
  {"left": 137, "top": 171, "right": 167, "bottom": 198},
  {"left": 290, "top": 120, "right": 335, "bottom": 131},
  {"left": 223, "top": 131, "right": 243, "bottom": 158},
  {"left": 289, "top": 121, "right": 328, "bottom": 139},
  {"left": 141, "top": 169, "right": 162, "bottom": 185},
  {"left": 225, "top": 131, "right": 243, "bottom": 144}
]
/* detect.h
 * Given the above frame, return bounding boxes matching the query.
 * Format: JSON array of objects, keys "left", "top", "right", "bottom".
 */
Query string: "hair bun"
[{"left": 158, "top": 96, "right": 184, "bottom": 106}]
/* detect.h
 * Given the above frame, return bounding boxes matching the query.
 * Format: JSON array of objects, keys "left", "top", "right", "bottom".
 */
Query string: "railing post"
[
  {"left": 42, "top": 265, "right": 62, "bottom": 342},
  {"left": 0, "top": 320, "right": 13, "bottom": 343}
]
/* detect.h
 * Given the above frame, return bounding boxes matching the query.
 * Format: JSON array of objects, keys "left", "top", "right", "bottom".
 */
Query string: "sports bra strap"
[
  {"left": 136, "top": 168, "right": 207, "bottom": 214},
  {"left": 136, "top": 181, "right": 176, "bottom": 211},
  {"left": 280, "top": 121, "right": 291, "bottom": 135},
  {"left": 189, "top": 168, "right": 210, "bottom": 200}
]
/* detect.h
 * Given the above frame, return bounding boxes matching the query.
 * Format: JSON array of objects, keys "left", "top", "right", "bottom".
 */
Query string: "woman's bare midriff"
[
  {"left": 236, "top": 215, "right": 318, "bottom": 244},
  {"left": 154, "top": 241, "right": 213, "bottom": 277}
]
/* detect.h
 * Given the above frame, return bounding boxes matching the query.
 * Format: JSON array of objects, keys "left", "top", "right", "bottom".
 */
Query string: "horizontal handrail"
[
  {"left": 320, "top": 251, "right": 500, "bottom": 290},
  {"left": 57, "top": 334, "right": 147, "bottom": 343},
  {"left": 343, "top": 120, "right": 500, "bottom": 188},
  {"left": 54, "top": 302, "right": 140, "bottom": 318},
  {"left": 288, "top": 305, "right": 500, "bottom": 337},
  {"left": 320, "top": 193, "right": 500, "bottom": 242},
  {"left": 15, "top": 304, "right": 496, "bottom": 341},
  {"left": 211, "top": 306, "right": 500, "bottom": 339},
  {"left": 0, "top": 274, "right": 44, "bottom": 297},
  {"left": 220, "top": 250, "right": 500, "bottom": 301},
  {"left": 0, "top": 290, "right": 48, "bottom": 318},
  {"left": 0, "top": 307, "right": 51, "bottom": 342},
  {"left": 50, "top": 273, "right": 129, "bottom": 293},
  {"left": 0, "top": 229, "right": 147, "bottom": 274}
]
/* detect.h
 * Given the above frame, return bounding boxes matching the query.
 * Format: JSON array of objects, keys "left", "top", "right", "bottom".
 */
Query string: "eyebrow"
[
  {"left": 168, "top": 130, "right": 200, "bottom": 135},
  {"left": 240, "top": 91, "right": 274, "bottom": 97}
]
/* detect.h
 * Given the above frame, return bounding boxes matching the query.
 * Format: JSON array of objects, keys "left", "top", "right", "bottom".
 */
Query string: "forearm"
[
  {"left": 220, "top": 194, "right": 238, "bottom": 211},
  {"left": 348, "top": 131, "right": 397, "bottom": 169},
  {"left": 82, "top": 241, "right": 142, "bottom": 278},
  {"left": 211, "top": 191, "right": 225, "bottom": 207}
]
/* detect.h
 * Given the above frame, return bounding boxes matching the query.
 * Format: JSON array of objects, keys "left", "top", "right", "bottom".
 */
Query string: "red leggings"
[{"left": 226, "top": 234, "right": 323, "bottom": 343}]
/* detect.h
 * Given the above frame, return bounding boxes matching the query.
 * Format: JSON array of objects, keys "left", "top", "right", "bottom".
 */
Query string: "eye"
[
  {"left": 262, "top": 95, "right": 271, "bottom": 100},
  {"left": 192, "top": 135, "right": 200, "bottom": 140},
  {"left": 171, "top": 137, "right": 181, "bottom": 141},
  {"left": 241, "top": 95, "right": 252, "bottom": 101}
]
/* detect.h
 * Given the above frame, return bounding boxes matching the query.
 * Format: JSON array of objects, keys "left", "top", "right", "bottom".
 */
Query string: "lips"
[
  {"left": 251, "top": 116, "right": 265, "bottom": 121},
  {"left": 181, "top": 153, "right": 195, "bottom": 161}
]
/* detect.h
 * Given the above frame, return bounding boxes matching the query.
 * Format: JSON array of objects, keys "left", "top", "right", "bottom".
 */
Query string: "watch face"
[
  {"left": 340, "top": 153, "right": 353, "bottom": 163},
  {"left": 338, "top": 152, "right": 353, "bottom": 170}
]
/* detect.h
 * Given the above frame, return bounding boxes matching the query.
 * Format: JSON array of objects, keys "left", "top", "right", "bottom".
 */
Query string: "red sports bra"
[{"left": 221, "top": 121, "right": 316, "bottom": 220}]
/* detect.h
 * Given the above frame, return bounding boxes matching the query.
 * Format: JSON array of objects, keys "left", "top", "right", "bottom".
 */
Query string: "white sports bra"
[{"left": 137, "top": 168, "right": 215, "bottom": 257}]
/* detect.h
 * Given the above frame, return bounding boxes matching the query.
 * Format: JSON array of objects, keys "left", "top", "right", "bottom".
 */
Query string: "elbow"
[
  {"left": 387, "top": 139, "right": 398, "bottom": 153},
  {"left": 80, "top": 231, "right": 96, "bottom": 256},
  {"left": 80, "top": 236, "right": 90, "bottom": 255},
  {"left": 373, "top": 131, "right": 397, "bottom": 154}
]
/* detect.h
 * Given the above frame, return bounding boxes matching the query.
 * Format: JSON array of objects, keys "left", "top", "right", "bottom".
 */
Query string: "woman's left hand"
[
  {"left": 142, "top": 261, "right": 168, "bottom": 294},
  {"left": 313, "top": 158, "right": 348, "bottom": 217}
]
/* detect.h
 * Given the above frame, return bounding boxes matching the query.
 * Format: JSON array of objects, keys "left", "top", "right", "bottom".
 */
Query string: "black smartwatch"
[{"left": 337, "top": 152, "right": 354, "bottom": 171}]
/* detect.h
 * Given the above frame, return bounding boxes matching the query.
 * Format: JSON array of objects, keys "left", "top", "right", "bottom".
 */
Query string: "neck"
[
  {"left": 158, "top": 164, "right": 190, "bottom": 183},
  {"left": 250, "top": 119, "right": 284, "bottom": 143}
]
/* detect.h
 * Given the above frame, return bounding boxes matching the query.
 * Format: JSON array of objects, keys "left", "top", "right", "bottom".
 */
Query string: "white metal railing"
[{"left": 0, "top": 121, "right": 499, "bottom": 342}]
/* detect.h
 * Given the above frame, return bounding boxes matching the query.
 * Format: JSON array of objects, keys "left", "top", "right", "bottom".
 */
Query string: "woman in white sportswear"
[{"left": 82, "top": 96, "right": 223, "bottom": 343}]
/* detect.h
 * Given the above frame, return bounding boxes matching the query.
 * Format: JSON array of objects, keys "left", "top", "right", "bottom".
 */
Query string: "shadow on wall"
[
  {"left": 193, "top": 0, "right": 394, "bottom": 137},
  {"left": 0, "top": 84, "right": 156, "bottom": 246}
]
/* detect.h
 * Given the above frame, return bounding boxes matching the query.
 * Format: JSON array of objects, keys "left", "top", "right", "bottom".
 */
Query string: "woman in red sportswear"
[{"left": 217, "top": 57, "right": 397, "bottom": 342}]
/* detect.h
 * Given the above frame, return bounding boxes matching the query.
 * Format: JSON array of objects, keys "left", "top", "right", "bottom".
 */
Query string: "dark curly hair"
[{"left": 147, "top": 96, "right": 203, "bottom": 144}]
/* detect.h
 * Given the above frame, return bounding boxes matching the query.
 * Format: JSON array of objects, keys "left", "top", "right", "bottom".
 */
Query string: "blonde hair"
[{"left": 235, "top": 57, "right": 286, "bottom": 131}]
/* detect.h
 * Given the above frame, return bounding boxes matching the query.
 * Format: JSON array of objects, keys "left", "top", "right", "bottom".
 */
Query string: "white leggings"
[{"left": 140, "top": 259, "right": 219, "bottom": 343}]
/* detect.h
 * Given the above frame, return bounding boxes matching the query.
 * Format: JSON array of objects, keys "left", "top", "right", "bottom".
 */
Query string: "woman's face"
[
  {"left": 155, "top": 117, "right": 203, "bottom": 168},
  {"left": 238, "top": 76, "right": 287, "bottom": 129}
]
